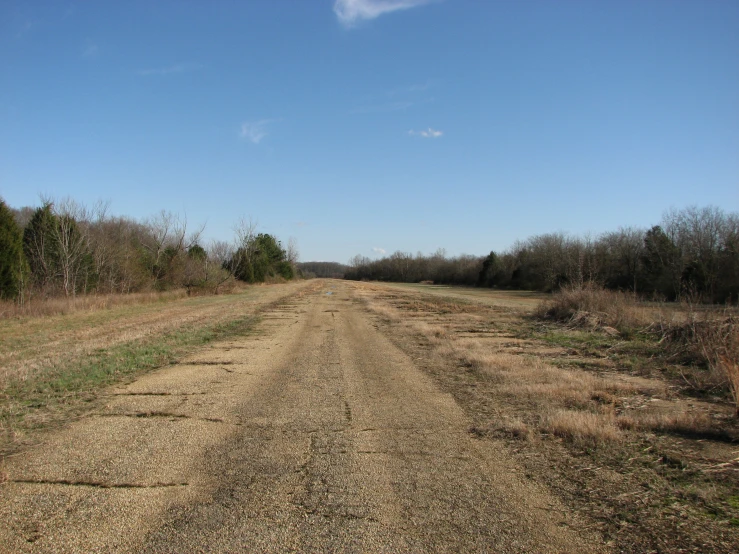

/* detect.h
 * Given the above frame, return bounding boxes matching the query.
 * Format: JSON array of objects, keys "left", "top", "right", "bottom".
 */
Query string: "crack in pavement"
[
  {"left": 343, "top": 400, "right": 352, "bottom": 424},
  {"left": 179, "top": 361, "right": 237, "bottom": 366},
  {"left": 94, "top": 412, "right": 226, "bottom": 423},
  {"left": 9, "top": 478, "right": 188, "bottom": 489},
  {"left": 111, "top": 392, "right": 207, "bottom": 396}
]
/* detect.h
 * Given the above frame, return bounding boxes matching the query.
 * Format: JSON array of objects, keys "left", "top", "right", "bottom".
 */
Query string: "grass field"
[{"left": 353, "top": 281, "right": 739, "bottom": 551}]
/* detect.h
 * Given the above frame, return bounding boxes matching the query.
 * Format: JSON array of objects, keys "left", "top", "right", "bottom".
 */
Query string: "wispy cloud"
[
  {"left": 334, "top": 0, "right": 438, "bottom": 27},
  {"left": 372, "top": 247, "right": 386, "bottom": 255},
  {"left": 82, "top": 42, "right": 98, "bottom": 58},
  {"left": 409, "top": 127, "right": 443, "bottom": 138},
  {"left": 240, "top": 119, "right": 278, "bottom": 144},
  {"left": 139, "top": 62, "right": 203, "bottom": 76},
  {"left": 14, "top": 19, "right": 34, "bottom": 38}
]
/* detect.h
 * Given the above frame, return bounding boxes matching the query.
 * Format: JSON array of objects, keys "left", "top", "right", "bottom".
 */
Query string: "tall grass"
[
  {"left": 0, "top": 290, "right": 189, "bottom": 320},
  {"left": 538, "top": 284, "right": 739, "bottom": 415}
]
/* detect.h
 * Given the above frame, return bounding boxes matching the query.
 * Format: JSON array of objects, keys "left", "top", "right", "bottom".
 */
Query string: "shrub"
[
  {"left": 535, "top": 283, "right": 647, "bottom": 333},
  {"left": 659, "top": 310, "right": 739, "bottom": 414}
]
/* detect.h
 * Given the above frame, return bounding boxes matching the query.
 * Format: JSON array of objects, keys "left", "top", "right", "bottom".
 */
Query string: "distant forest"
[
  {"left": 297, "top": 262, "right": 349, "bottom": 279},
  {"left": 0, "top": 198, "right": 298, "bottom": 302},
  {"left": 345, "top": 206, "right": 739, "bottom": 304}
]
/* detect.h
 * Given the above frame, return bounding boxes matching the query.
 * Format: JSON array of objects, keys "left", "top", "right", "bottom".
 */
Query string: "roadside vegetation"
[
  {"left": 355, "top": 281, "right": 739, "bottom": 551},
  {"left": 0, "top": 196, "right": 299, "bottom": 312}
]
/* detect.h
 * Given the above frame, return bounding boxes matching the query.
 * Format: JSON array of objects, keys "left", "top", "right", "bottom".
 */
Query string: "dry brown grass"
[
  {"left": 472, "top": 417, "right": 532, "bottom": 441},
  {"left": 543, "top": 409, "right": 622, "bottom": 444},
  {"left": 360, "top": 281, "right": 737, "bottom": 449},
  {"left": 0, "top": 281, "right": 314, "bottom": 389},
  {"left": 0, "top": 290, "right": 189, "bottom": 320},
  {"left": 718, "top": 355, "right": 739, "bottom": 416},
  {"left": 360, "top": 285, "right": 660, "bottom": 446},
  {"left": 354, "top": 281, "right": 739, "bottom": 550},
  {"left": 616, "top": 410, "right": 714, "bottom": 435},
  {"left": 538, "top": 285, "right": 739, "bottom": 413}
]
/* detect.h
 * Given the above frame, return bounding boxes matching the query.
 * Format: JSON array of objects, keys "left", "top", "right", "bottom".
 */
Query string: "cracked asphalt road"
[{"left": 0, "top": 281, "right": 602, "bottom": 552}]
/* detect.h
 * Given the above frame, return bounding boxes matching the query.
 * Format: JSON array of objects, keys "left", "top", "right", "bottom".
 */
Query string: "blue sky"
[{"left": 1, "top": 0, "right": 737, "bottom": 263}]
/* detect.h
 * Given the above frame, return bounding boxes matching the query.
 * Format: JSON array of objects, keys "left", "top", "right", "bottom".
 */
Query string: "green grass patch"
[
  {"left": 0, "top": 312, "right": 262, "bottom": 456},
  {"left": 541, "top": 329, "right": 617, "bottom": 352}
]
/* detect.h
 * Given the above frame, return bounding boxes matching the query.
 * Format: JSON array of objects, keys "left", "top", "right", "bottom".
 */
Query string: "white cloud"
[
  {"left": 372, "top": 247, "right": 386, "bottom": 255},
  {"left": 240, "top": 119, "right": 277, "bottom": 144},
  {"left": 139, "top": 62, "right": 202, "bottom": 76},
  {"left": 409, "top": 127, "right": 443, "bottom": 138},
  {"left": 334, "top": 0, "right": 437, "bottom": 27}
]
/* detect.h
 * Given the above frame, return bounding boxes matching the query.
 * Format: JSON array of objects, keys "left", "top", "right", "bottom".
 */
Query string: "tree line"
[
  {"left": 297, "top": 261, "right": 348, "bottom": 279},
  {"left": 0, "top": 197, "right": 298, "bottom": 302},
  {"left": 345, "top": 206, "right": 739, "bottom": 304}
]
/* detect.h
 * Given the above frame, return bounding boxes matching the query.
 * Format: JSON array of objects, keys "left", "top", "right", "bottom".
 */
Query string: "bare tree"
[
  {"left": 231, "top": 216, "right": 259, "bottom": 279},
  {"left": 286, "top": 236, "right": 299, "bottom": 266},
  {"left": 208, "top": 239, "right": 237, "bottom": 294},
  {"left": 50, "top": 197, "right": 92, "bottom": 297},
  {"left": 141, "top": 211, "right": 204, "bottom": 287}
]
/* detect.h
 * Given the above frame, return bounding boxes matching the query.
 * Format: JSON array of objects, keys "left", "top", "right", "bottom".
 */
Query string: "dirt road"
[{"left": 0, "top": 281, "right": 602, "bottom": 552}]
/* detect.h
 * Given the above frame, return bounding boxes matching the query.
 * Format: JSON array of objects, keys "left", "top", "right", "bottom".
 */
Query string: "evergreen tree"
[
  {"left": 641, "top": 226, "right": 681, "bottom": 300},
  {"left": 0, "top": 200, "right": 28, "bottom": 300},
  {"left": 478, "top": 251, "right": 503, "bottom": 287},
  {"left": 232, "top": 233, "right": 290, "bottom": 283},
  {"left": 22, "top": 203, "right": 59, "bottom": 293}
]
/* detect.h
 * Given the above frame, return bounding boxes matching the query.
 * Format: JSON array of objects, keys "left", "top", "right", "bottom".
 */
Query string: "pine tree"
[
  {"left": 0, "top": 199, "right": 28, "bottom": 300},
  {"left": 641, "top": 226, "right": 681, "bottom": 300},
  {"left": 22, "top": 203, "right": 59, "bottom": 293}
]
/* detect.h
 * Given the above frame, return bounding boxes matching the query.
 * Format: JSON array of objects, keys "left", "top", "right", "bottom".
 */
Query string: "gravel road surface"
[{"left": 0, "top": 281, "right": 602, "bottom": 553}]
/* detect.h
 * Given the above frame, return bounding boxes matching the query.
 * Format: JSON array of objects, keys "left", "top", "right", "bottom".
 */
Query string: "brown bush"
[
  {"left": 535, "top": 284, "right": 647, "bottom": 334},
  {"left": 659, "top": 311, "right": 739, "bottom": 414}
]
